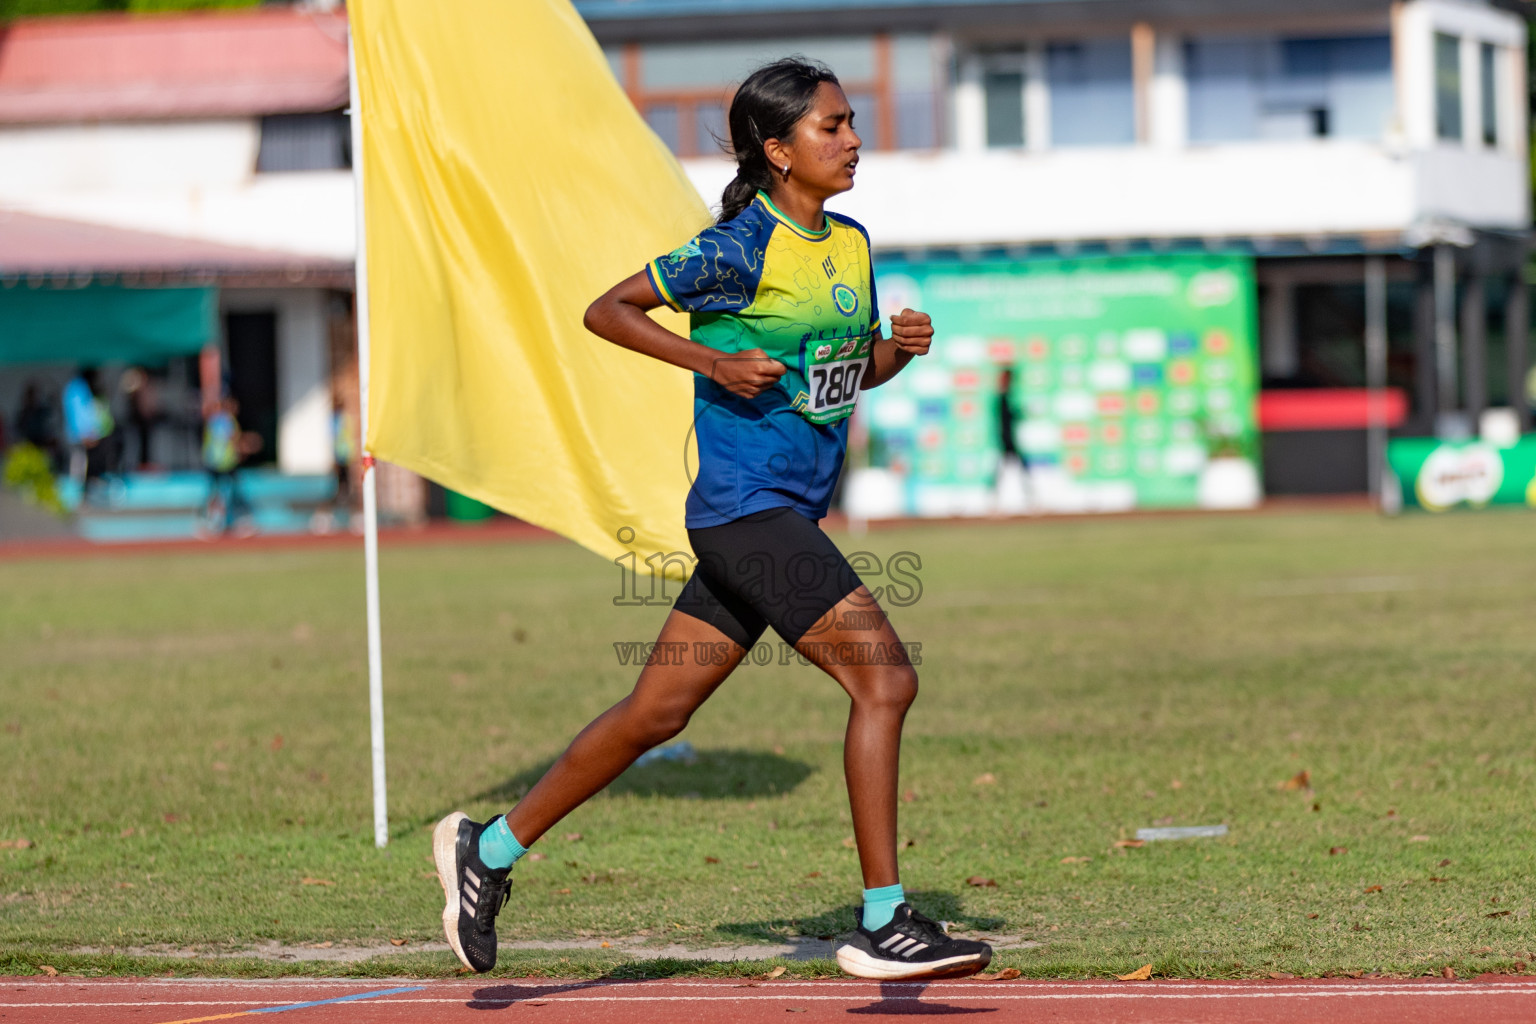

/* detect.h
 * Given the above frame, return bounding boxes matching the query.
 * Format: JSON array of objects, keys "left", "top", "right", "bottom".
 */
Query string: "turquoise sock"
[
  {"left": 862, "top": 883, "right": 906, "bottom": 931},
  {"left": 477, "top": 816, "right": 528, "bottom": 870}
]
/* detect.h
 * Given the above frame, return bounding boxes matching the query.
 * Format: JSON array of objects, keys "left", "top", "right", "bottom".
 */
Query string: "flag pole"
[{"left": 348, "top": 26, "right": 389, "bottom": 849}]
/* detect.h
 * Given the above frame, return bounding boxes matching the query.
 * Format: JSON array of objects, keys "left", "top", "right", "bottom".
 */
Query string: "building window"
[
  {"left": 892, "top": 34, "right": 940, "bottom": 150},
  {"left": 256, "top": 111, "right": 350, "bottom": 172},
  {"left": 1480, "top": 42, "right": 1498, "bottom": 147},
  {"left": 610, "top": 35, "right": 937, "bottom": 157},
  {"left": 1435, "top": 32, "right": 1462, "bottom": 141},
  {"left": 1045, "top": 38, "right": 1134, "bottom": 146},
  {"left": 983, "top": 68, "right": 1025, "bottom": 148},
  {"left": 1185, "top": 34, "right": 1392, "bottom": 142}
]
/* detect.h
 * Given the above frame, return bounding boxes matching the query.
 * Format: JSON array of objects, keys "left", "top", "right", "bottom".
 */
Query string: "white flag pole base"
[{"left": 362, "top": 455, "right": 388, "bottom": 848}]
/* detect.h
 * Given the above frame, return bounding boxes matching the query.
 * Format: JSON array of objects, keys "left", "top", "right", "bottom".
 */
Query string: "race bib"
[{"left": 793, "top": 335, "right": 871, "bottom": 425}]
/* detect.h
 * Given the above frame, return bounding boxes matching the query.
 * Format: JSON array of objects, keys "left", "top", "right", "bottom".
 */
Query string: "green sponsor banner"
[
  {"left": 1386, "top": 436, "right": 1536, "bottom": 512},
  {"left": 862, "top": 253, "right": 1259, "bottom": 515}
]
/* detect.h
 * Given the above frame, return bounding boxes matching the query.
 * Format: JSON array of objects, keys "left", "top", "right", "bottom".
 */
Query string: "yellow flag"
[{"left": 351, "top": 0, "right": 710, "bottom": 567}]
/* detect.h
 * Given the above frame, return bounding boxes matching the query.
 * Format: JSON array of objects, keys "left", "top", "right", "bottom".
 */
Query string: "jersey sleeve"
[{"left": 645, "top": 221, "right": 766, "bottom": 315}]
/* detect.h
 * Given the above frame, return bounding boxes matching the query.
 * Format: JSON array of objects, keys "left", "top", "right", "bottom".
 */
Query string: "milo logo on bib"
[{"left": 791, "top": 325, "right": 872, "bottom": 426}]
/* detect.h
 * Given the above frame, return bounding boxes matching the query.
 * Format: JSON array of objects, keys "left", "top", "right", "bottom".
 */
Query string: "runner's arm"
[
  {"left": 584, "top": 272, "right": 785, "bottom": 399},
  {"left": 862, "top": 308, "right": 933, "bottom": 389}
]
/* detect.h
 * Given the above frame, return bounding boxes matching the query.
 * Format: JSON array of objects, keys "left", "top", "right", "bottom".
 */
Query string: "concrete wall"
[{"left": 0, "top": 119, "right": 353, "bottom": 258}]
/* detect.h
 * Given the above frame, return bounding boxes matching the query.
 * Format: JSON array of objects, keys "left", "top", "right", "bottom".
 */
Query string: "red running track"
[{"left": 5, "top": 976, "right": 1536, "bottom": 1024}]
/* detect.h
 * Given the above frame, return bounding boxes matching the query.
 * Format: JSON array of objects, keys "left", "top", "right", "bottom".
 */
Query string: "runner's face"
[{"left": 777, "top": 83, "right": 861, "bottom": 198}]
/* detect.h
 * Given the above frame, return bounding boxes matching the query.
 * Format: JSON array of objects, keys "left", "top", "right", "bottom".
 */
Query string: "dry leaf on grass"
[
  {"left": 1486, "top": 911, "right": 1512, "bottom": 918},
  {"left": 902, "top": 789, "right": 918, "bottom": 803},
  {"left": 1307, "top": 913, "right": 1319, "bottom": 919},
  {"left": 390, "top": 938, "right": 408, "bottom": 946},
  {"left": 766, "top": 966, "right": 787, "bottom": 979},
  {"left": 1364, "top": 885, "right": 1383, "bottom": 893},
  {"left": 1268, "top": 972, "right": 1295, "bottom": 979},
  {"left": 973, "top": 773, "right": 997, "bottom": 786},
  {"left": 305, "top": 942, "right": 333, "bottom": 949},
  {"left": 0, "top": 839, "right": 32, "bottom": 849},
  {"left": 841, "top": 836, "right": 857, "bottom": 849},
  {"left": 1280, "top": 770, "right": 1311, "bottom": 791},
  {"left": 1169, "top": 779, "right": 1183, "bottom": 790},
  {"left": 1409, "top": 835, "right": 1431, "bottom": 842},
  {"left": 1115, "top": 840, "right": 1145, "bottom": 849},
  {"left": 966, "top": 876, "right": 997, "bottom": 888},
  {"left": 704, "top": 856, "right": 721, "bottom": 864},
  {"left": 1438, "top": 859, "right": 1452, "bottom": 867},
  {"left": 600, "top": 941, "right": 611, "bottom": 948},
  {"left": 115, "top": 882, "right": 134, "bottom": 889},
  {"left": 1442, "top": 966, "right": 1457, "bottom": 980},
  {"left": 1329, "top": 846, "right": 1348, "bottom": 856},
  {"left": 1060, "top": 856, "right": 1091, "bottom": 864},
  {"left": 1116, "top": 964, "right": 1153, "bottom": 981},
  {"left": 300, "top": 877, "right": 334, "bottom": 886},
  {"left": 270, "top": 734, "right": 284, "bottom": 751},
  {"left": 527, "top": 852, "right": 546, "bottom": 862},
  {"left": 563, "top": 832, "right": 583, "bottom": 842},
  {"left": 1429, "top": 876, "right": 1449, "bottom": 883},
  {"left": 39, "top": 965, "right": 57, "bottom": 977},
  {"left": 976, "top": 968, "right": 1022, "bottom": 981}
]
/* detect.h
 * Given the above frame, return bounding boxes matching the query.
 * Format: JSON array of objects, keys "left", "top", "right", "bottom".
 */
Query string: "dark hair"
[{"left": 718, "top": 57, "right": 840, "bottom": 223}]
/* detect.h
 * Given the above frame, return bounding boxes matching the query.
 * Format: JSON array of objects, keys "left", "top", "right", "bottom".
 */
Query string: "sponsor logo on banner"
[
  {"left": 836, "top": 339, "right": 858, "bottom": 358},
  {"left": 1188, "top": 269, "right": 1239, "bottom": 307},
  {"left": 1416, "top": 444, "right": 1504, "bottom": 511},
  {"left": 815, "top": 345, "right": 833, "bottom": 360}
]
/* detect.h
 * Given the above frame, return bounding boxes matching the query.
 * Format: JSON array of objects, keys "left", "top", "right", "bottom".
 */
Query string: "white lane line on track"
[{"left": 7, "top": 990, "right": 1536, "bottom": 1008}]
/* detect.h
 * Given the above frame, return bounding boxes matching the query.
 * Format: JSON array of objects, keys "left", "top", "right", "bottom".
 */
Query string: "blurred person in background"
[
  {"left": 201, "top": 394, "right": 260, "bottom": 535},
  {"left": 61, "top": 369, "right": 119, "bottom": 489},
  {"left": 332, "top": 392, "right": 357, "bottom": 517},
  {"left": 16, "top": 383, "right": 57, "bottom": 459},
  {"left": 992, "top": 365, "right": 1032, "bottom": 514},
  {"left": 3, "top": 383, "right": 66, "bottom": 514},
  {"left": 120, "top": 367, "right": 164, "bottom": 471}
]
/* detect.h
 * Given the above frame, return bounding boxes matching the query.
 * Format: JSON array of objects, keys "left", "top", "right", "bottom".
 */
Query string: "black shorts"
[{"left": 675, "top": 506, "right": 863, "bottom": 650}]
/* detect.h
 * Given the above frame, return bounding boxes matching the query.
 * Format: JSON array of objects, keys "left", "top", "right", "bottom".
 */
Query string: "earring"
[{"left": 781, "top": 164, "right": 790, "bottom": 177}]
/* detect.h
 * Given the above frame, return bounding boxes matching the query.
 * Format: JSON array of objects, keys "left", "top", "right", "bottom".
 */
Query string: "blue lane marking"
[{"left": 249, "top": 986, "right": 425, "bottom": 1014}]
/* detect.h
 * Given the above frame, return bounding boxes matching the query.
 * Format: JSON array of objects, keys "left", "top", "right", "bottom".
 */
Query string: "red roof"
[
  {"left": 0, "top": 207, "right": 352, "bottom": 281},
  {"left": 0, "top": 8, "right": 348, "bottom": 124}
]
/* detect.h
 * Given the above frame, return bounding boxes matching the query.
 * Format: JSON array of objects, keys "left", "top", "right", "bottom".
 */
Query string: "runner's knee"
[
  {"left": 856, "top": 664, "right": 918, "bottom": 714},
  {"left": 624, "top": 696, "right": 694, "bottom": 748}
]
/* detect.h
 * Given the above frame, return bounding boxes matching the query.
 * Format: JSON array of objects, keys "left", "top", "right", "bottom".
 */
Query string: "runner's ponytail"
[{"left": 719, "top": 58, "right": 839, "bottom": 224}]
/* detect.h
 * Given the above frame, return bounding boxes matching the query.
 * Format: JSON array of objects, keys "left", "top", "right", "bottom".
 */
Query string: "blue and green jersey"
[{"left": 646, "top": 191, "right": 880, "bottom": 528}]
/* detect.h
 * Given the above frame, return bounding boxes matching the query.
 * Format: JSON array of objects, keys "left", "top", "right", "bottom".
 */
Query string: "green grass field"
[{"left": 2, "top": 509, "right": 1534, "bottom": 979}]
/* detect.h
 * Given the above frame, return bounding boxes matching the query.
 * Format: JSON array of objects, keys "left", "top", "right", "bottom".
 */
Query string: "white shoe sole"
[
  {"left": 835, "top": 943, "right": 988, "bottom": 980},
  {"left": 432, "top": 811, "right": 471, "bottom": 971}
]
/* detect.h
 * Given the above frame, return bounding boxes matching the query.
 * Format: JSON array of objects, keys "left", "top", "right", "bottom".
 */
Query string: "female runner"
[{"left": 434, "top": 57, "right": 991, "bottom": 982}]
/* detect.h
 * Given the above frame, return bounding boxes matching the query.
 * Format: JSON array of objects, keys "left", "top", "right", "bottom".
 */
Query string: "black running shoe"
[
  {"left": 835, "top": 903, "right": 992, "bottom": 980},
  {"left": 433, "top": 811, "right": 513, "bottom": 973}
]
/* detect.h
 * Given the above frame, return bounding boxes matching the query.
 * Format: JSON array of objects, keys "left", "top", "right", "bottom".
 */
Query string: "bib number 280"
[{"left": 808, "top": 358, "right": 864, "bottom": 421}]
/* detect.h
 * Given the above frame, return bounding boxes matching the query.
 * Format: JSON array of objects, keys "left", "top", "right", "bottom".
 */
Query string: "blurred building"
[
  {"left": 0, "top": 1, "right": 1528, "bottom": 531},
  {"left": 578, "top": 0, "right": 1532, "bottom": 504},
  {"left": 0, "top": 7, "right": 362, "bottom": 536}
]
